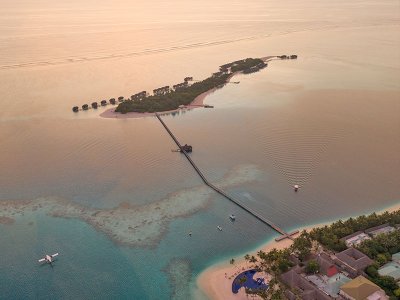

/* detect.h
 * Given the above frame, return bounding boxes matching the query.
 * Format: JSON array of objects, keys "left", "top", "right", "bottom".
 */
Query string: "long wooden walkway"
[{"left": 155, "top": 113, "right": 298, "bottom": 241}]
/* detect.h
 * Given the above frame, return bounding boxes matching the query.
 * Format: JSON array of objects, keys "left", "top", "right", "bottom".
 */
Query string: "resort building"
[
  {"left": 365, "top": 223, "right": 395, "bottom": 238},
  {"left": 172, "top": 82, "right": 188, "bottom": 90},
  {"left": 392, "top": 252, "right": 400, "bottom": 263},
  {"left": 378, "top": 252, "right": 400, "bottom": 282},
  {"left": 153, "top": 86, "right": 170, "bottom": 96},
  {"left": 306, "top": 272, "right": 351, "bottom": 298},
  {"left": 131, "top": 91, "right": 147, "bottom": 101},
  {"left": 339, "top": 276, "right": 388, "bottom": 300},
  {"left": 341, "top": 231, "right": 371, "bottom": 247},
  {"left": 305, "top": 253, "right": 351, "bottom": 297},
  {"left": 212, "top": 71, "right": 224, "bottom": 77},
  {"left": 280, "top": 268, "right": 332, "bottom": 300},
  {"left": 335, "top": 248, "right": 373, "bottom": 277}
]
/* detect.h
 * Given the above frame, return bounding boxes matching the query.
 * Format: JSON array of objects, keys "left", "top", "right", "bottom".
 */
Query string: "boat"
[
  {"left": 229, "top": 214, "right": 236, "bottom": 221},
  {"left": 217, "top": 226, "right": 222, "bottom": 231},
  {"left": 294, "top": 184, "right": 299, "bottom": 192}
]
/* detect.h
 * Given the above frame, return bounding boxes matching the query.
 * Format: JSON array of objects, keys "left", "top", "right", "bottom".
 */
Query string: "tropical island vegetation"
[
  {"left": 114, "top": 58, "right": 266, "bottom": 114},
  {"left": 234, "top": 209, "right": 400, "bottom": 299}
]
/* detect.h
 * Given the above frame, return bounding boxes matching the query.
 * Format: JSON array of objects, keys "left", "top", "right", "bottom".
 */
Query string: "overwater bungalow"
[
  {"left": 72, "top": 106, "right": 79, "bottom": 112},
  {"left": 118, "top": 96, "right": 124, "bottom": 102},
  {"left": 82, "top": 104, "right": 89, "bottom": 110},
  {"left": 91, "top": 102, "right": 98, "bottom": 109},
  {"left": 290, "top": 55, "right": 298, "bottom": 59},
  {"left": 100, "top": 100, "right": 107, "bottom": 106},
  {"left": 109, "top": 98, "right": 116, "bottom": 105},
  {"left": 279, "top": 55, "right": 288, "bottom": 59},
  {"left": 184, "top": 76, "right": 193, "bottom": 82},
  {"left": 131, "top": 91, "right": 147, "bottom": 101}
]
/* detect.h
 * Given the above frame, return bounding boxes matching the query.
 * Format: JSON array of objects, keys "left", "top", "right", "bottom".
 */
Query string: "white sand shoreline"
[
  {"left": 99, "top": 56, "right": 275, "bottom": 120},
  {"left": 196, "top": 202, "right": 400, "bottom": 300},
  {"left": 99, "top": 72, "right": 237, "bottom": 119}
]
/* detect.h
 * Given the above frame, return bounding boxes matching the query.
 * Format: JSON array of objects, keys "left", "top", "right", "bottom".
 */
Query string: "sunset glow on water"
[{"left": 1, "top": 1, "right": 399, "bottom": 298}]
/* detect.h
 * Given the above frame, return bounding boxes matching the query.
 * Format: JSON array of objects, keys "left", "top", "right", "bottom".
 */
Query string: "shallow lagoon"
[{"left": 1, "top": 0, "right": 399, "bottom": 299}]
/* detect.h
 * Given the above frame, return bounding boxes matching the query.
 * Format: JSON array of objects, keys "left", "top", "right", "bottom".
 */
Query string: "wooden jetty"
[{"left": 155, "top": 112, "right": 298, "bottom": 241}]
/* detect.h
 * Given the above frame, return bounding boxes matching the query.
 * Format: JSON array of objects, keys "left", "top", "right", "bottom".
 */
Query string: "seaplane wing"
[
  {"left": 51, "top": 253, "right": 59, "bottom": 258},
  {"left": 38, "top": 258, "right": 46, "bottom": 262}
]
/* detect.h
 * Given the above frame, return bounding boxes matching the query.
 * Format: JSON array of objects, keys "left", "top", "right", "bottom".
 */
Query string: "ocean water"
[{"left": 1, "top": 0, "right": 399, "bottom": 299}]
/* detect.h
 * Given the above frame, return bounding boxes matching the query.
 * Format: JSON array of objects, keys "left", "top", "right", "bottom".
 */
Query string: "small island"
[
  {"left": 72, "top": 54, "right": 298, "bottom": 116},
  {"left": 114, "top": 57, "right": 267, "bottom": 114}
]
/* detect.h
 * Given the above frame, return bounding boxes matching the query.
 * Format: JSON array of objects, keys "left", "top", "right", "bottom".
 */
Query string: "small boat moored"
[
  {"left": 229, "top": 214, "right": 236, "bottom": 221},
  {"left": 294, "top": 184, "right": 299, "bottom": 192},
  {"left": 217, "top": 226, "right": 222, "bottom": 231}
]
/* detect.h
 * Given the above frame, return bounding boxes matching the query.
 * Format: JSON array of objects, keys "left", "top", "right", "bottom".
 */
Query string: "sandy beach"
[
  {"left": 98, "top": 58, "right": 273, "bottom": 120},
  {"left": 197, "top": 202, "right": 400, "bottom": 300},
  {"left": 99, "top": 86, "right": 217, "bottom": 119}
]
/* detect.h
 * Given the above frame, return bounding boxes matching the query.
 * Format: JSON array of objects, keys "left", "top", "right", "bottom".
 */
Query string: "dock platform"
[{"left": 155, "top": 113, "right": 297, "bottom": 241}]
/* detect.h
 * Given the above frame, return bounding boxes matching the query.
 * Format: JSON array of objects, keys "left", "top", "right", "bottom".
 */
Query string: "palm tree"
[{"left": 249, "top": 255, "right": 257, "bottom": 264}]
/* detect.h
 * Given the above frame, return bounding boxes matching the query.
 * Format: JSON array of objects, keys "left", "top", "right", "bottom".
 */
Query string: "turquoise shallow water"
[
  {"left": 1, "top": 1, "right": 400, "bottom": 297},
  {"left": 1, "top": 62, "right": 399, "bottom": 299}
]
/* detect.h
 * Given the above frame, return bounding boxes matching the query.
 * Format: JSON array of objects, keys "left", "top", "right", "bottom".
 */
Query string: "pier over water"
[{"left": 155, "top": 113, "right": 298, "bottom": 241}]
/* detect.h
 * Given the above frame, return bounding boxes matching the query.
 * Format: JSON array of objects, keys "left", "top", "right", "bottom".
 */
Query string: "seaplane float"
[{"left": 38, "top": 253, "right": 59, "bottom": 265}]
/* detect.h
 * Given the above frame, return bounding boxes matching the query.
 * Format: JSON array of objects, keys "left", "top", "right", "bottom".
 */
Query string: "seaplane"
[{"left": 38, "top": 253, "right": 59, "bottom": 264}]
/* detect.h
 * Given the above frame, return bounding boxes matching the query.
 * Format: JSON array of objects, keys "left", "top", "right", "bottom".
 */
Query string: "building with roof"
[
  {"left": 306, "top": 273, "right": 351, "bottom": 297},
  {"left": 339, "top": 276, "right": 388, "bottom": 300},
  {"left": 335, "top": 248, "right": 373, "bottom": 276},
  {"left": 378, "top": 252, "right": 400, "bottom": 282},
  {"left": 378, "top": 262, "right": 400, "bottom": 282},
  {"left": 365, "top": 223, "right": 395, "bottom": 238},
  {"left": 341, "top": 231, "right": 371, "bottom": 247},
  {"left": 392, "top": 252, "right": 400, "bottom": 264},
  {"left": 280, "top": 268, "right": 332, "bottom": 300},
  {"left": 317, "top": 252, "right": 339, "bottom": 277}
]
